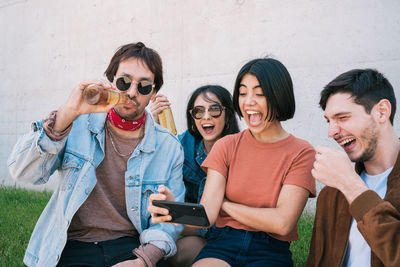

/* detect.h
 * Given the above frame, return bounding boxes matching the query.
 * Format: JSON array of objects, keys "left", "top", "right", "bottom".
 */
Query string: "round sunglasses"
[
  {"left": 115, "top": 76, "right": 155, "bottom": 95},
  {"left": 190, "top": 104, "right": 226, "bottom": 120}
]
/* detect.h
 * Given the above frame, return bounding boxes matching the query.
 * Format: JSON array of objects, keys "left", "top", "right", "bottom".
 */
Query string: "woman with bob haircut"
[
  {"left": 150, "top": 85, "right": 240, "bottom": 266},
  {"left": 149, "top": 58, "right": 316, "bottom": 266}
]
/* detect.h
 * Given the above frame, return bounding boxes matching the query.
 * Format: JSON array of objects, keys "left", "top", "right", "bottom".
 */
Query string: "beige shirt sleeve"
[
  {"left": 133, "top": 243, "right": 165, "bottom": 267},
  {"left": 42, "top": 110, "right": 73, "bottom": 141}
]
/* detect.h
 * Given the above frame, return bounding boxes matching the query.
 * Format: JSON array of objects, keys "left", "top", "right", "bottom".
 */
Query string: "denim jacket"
[
  {"left": 8, "top": 110, "right": 185, "bottom": 267},
  {"left": 178, "top": 130, "right": 212, "bottom": 237},
  {"left": 178, "top": 130, "right": 207, "bottom": 203}
]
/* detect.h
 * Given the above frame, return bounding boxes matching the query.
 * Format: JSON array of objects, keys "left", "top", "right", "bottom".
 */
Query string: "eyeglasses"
[
  {"left": 190, "top": 104, "right": 226, "bottom": 120},
  {"left": 115, "top": 76, "right": 155, "bottom": 95}
]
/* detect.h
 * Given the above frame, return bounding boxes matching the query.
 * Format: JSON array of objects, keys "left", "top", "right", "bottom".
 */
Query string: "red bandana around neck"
[{"left": 107, "top": 108, "right": 146, "bottom": 131}]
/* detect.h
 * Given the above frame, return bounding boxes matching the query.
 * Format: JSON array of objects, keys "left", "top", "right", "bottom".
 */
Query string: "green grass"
[
  {"left": 291, "top": 214, "right": 314, "bottom": 266},
  {"left": 0, "top": 186, "right": 314, "bottom": 266},
  {"left": 0, "top": 186, "right": 51, "bottom": 267}
]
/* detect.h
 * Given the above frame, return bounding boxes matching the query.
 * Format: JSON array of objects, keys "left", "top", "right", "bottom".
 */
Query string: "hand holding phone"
[{"left": 152, "top": 200, "right": 210, "bottom": 227}]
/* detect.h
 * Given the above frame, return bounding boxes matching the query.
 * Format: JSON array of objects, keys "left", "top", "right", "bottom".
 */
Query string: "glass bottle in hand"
[{"left": 83, "top": 84, "right": 131, "bottom": 105}]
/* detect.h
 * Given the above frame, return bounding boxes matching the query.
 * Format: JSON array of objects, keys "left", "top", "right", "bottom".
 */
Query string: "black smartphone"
[{"left": 152, "top": 200, "right": 210, "bottom": 227}]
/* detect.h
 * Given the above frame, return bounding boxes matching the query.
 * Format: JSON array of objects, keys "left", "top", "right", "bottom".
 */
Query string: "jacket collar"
[
  {"left": 87, "top": 110, "right": 156, "bottom": 154},
  {"left": 138, "top": 110, "right": 156, "bottom": 153}
]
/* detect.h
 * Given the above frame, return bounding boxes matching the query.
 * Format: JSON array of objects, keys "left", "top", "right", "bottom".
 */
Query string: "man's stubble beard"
[
  {"left": 354, "top": 118, "right": 379, "bottom": 164},
  {"left": 115, "top": 97, "right": 145, "bottom": 121},
  {"left": 115, "top": 107, "right": 142, "bottom": 121}
]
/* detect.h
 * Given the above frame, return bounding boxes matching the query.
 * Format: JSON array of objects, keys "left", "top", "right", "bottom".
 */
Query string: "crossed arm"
[
  {"left": 221, "top": 184, "right": 309, "bottom": 235},
  {"left": 149, "top": 168, "right": 309, "bottom": 237}
]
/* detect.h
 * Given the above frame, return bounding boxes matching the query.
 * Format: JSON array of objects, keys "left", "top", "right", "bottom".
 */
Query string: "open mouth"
[
  {"left": 338, "top": 137, "right": 356, "bottom": 150},
  {"left": 246, "top": 110, "right": 263, "bottom": 127},
  {"left": 202, "top": 124, "right": 215, "bottom": 134}
]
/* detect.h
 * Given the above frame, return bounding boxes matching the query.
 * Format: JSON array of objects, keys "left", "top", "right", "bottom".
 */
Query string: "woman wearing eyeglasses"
[
  {"left": 149, "top": 58, "right": 316, "bottom": 266},
  {"left": 150, "top": 85, "right": 240, "bottom": 266}
]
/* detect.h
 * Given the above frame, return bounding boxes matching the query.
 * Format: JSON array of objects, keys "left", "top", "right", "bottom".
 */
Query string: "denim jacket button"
[
  {"left": 131, "top": 207, "right": 137, "bottom": 211},
  {"left": 85, "top": 188, "right": 91, "bottom": 195}
]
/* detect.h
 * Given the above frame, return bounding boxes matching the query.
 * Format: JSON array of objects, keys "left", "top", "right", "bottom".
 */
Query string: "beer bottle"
[
  {"left": 158, "top": 107, "right": 177, "bottom": 135},
  {"left": 83, "top": 84, "right": 131, "bottom": 105}
]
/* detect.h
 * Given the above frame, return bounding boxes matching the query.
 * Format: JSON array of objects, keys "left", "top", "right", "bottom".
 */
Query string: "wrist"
[
  {"left": 153, "top": 114, "right": 160, "bottom": 124},
  {"left": 55, "top": 104, "right": 79, "bottom": 132},
  {"left": 339, "top": 175, "right": 369, "bottom": 204},
  {"left": 60, "top": 102, "right": 80, "bottom": 118}
]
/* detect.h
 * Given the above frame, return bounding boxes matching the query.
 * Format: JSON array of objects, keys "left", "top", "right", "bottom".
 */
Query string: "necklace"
[{"left": 106, "top": 122, "right": 144, "bottom": 157}]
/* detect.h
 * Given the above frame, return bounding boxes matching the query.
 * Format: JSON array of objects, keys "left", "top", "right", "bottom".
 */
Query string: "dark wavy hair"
[
  {"left": 320, "top": 68, "right": 396, "bottom": 124},
  {"left": 233, "top": 58, "right": 295, "bottom": 122},
  {"left": 186, "top": 85, "right": 240, "bottom": 140},
  {"left": 104, "top": 42, "right": 163, "bottom": 92}
]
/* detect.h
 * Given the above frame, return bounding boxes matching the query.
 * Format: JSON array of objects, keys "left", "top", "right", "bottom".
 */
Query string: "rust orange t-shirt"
[{"left": 201, "top": 129, "right": 316, "bottom": 241}]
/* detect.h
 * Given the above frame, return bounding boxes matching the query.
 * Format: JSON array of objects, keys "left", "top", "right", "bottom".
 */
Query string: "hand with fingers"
[
  {"left": 149, "top": 94, "right": 171, "bottom": 124},
  {"left": 312, "top": 145, "right": 368, "bottom": 203},
  {"left": 148, "top": 185, "right": 178, "bottom": 225},
  {"left": 54, "top": 79, "right": 118, "bottom": 133},
  {"left": 311, "top": 146, "right": 356, "bottom": 187},
  {"left": 69, "top": 79, "right": 119, "bottom": 116}
]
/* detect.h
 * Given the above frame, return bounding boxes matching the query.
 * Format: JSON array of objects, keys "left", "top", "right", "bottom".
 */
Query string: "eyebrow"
[
  {"left": 194, "top": 102, "right": 221, "bottom": 108},
  {"left": 239, "top": 83, "right": 262, "bottom": 89},
  {"left": 324, "top": 111, "right": 351, "bottom": 120},
  {"left": 119, "top": 72, "right": 152, "bottom": 82}
]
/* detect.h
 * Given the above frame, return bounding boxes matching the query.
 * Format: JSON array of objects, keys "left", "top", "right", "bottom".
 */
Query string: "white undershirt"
[{"left": 343, "top": 166, "right": 393, "bottom": 267}]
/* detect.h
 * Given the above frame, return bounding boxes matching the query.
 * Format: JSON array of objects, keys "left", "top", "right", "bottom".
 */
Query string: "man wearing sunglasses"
[{"left": 8, "top": 42, "right": 185, "bottom": 267}]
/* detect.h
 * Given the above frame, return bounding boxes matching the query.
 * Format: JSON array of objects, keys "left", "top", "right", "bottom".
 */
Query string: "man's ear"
[{"left": 374, "top": 99, "right": 392, "bottom": 124}]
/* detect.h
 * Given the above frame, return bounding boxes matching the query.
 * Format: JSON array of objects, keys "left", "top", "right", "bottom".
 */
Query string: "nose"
[
  {"left": 328, "top": 121, "right": 340, "bottom": 139},
  {"left": 126, "top": 81, "right": 139, "bottom": 98},
  {"left": 244, "top": 93, "right": 256, "bottom": 105},
  {"left": 202, "top": 109, "right": 212, "bottom": 119}
]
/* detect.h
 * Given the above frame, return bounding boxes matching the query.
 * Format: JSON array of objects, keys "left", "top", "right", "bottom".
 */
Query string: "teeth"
[
  {"left": 246, "top": 111, "right": 259, "bottom": 115},
  {"left": 203, "top": 124, "right": 213, "bottom": 127},
  {"left": 339, "top": 138, "right": 355, "bottom": 146}
]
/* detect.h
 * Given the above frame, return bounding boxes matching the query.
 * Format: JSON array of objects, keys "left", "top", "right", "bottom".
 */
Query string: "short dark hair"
[
  {"left": 104, "top": 42, "right": 163, "bottom": 92},
  {"left": 320, "top": 69, "right": 396, "bottom": 124},
  {"left": 233, "top": 58, "right": 295, "bottom": 121},
  {"left": 187, "top": 85, "right": 240, "bottom": 140}
]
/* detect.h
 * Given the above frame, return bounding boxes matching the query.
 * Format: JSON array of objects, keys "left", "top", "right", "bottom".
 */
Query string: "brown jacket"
[{"left": 307, "top": 151, "right": 400, "bottom": 267}]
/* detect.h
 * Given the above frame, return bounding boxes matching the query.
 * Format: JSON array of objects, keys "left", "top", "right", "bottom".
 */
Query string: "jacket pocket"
[{"left": 59, "top": 153, "right": 84, "bottom": 191}]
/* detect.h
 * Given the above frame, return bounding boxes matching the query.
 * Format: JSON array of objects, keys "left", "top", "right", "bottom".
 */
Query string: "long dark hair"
[{"left": 187, "top": 85, "right": 240, "bottom": 140}]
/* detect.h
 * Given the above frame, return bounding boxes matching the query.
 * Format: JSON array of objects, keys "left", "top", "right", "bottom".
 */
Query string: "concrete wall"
[{"left": 1, "top": 0, "right": 399, "bottom": 211}]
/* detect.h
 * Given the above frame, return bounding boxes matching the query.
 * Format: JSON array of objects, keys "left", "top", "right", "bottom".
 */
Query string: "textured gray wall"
[{"left": 1, "top": 0, "right": 399, "bottom": 212}]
